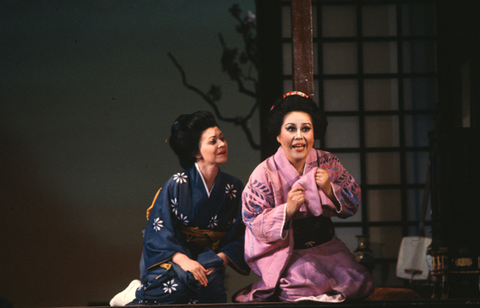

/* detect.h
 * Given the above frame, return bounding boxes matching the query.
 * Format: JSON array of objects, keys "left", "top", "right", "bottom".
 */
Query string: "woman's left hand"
[
  {"left": 205, "top": 252, "right": 228, "bottom": 276},
  {"left": 315, "top": 168, "right": 333, "bottom": 199},
  {"left": 217, "top": 252, "right": 228, "bottom": 266},
  {"left": 316, "top": 168, "right": 341, "bottom": 210}
]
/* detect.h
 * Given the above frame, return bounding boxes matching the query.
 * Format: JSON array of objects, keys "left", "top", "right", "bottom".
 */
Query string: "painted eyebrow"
[
  {"left": 208, "top": 133, "right": 223, "bottom": 139},
  {"left": 284, "top": 122, "right": 312, "bottom": 126}
]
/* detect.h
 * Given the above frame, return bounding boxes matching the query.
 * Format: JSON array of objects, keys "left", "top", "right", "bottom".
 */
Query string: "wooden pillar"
[
  {"left": 256, "top": 0, "right": 284, "bottom": 159},
  {"left": 257, "top": 0, "right": 315, "bottom": 159},
  {"left": 291, "top": 0, "right": 314, "bottom": 99}
]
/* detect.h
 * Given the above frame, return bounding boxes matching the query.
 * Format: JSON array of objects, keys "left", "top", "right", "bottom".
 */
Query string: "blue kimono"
[{"left": 129, "top": 164, "right": 249, "bottom": 305}]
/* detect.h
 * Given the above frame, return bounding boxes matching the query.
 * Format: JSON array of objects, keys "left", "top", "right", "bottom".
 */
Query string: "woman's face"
[
  {"left": 195, "top": 126, "right": 228, "bottom": 167},
  {"left": 277, "top": 111, "right": 314, "bottom": 171}
]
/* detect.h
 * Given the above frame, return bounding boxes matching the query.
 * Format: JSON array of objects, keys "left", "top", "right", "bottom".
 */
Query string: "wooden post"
[
  {"left": 291, "top": 0, "right": 314, "bottom": 99},
  {"left": 256, "top": 0, "right": 284, "bottom": 160}
]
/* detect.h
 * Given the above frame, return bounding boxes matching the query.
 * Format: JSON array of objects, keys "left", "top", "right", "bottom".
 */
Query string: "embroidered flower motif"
[
  {"left": 208, "top": 215, "right": 218, "bottom": 229},
  {"left": 247, "top": 11, "right": 256, "bottom": 22},
  {"left": 178, "top": 213, "right": 189, "bottom": 225},
  {"left": 225, "top": 183, "right": 237, "bottom": 199},
  {"left": 153, "top": 217, "right": 163, "bottom": 232},
  {"left": 170, "top": 198, "right": 178, "bottom": 215},
  {"left": 188, "top": 299, "right": 199, "bottom": 304},
  {"left": 163, "top": 279, "right": 178, "bottom": 294},
  {"left": 173, "top": 172, "right": 188, "bottom": 184}
]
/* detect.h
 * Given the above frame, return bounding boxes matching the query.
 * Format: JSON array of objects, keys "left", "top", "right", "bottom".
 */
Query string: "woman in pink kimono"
[{"left": 234, "top": 91, "right": 374, "bottom": 303}]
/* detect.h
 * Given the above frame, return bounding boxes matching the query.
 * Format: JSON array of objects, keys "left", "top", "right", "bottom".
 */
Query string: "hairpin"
[
  {"left": 270, "top": 91, "right": 310, "bottom": 111},
  {"left": 283, "top": 91, "right": 309, "bottom": 99}
]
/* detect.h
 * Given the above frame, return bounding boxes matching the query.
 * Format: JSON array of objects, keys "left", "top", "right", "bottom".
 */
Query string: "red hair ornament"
[{"left": 270, "top": 91, "right": 310, "bottom": 111}]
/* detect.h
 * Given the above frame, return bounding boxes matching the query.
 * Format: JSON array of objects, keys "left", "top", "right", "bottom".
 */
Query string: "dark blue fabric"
[
  {"left": 129, "top": 262, "right": 198, "bottom": 305},
  {"left": 132, "top": 166, "right": 249, "bottom": 304},
  {"left": 128, "top": 251, "right": 227, "bottom": 305}
]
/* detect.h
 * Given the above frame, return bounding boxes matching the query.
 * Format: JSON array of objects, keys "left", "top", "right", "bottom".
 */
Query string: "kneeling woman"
[
  {"left": 130, "top": 111, "right": 249, "bottom": 305},
  {"left": 234, "top": 92, "right": 374, "bottom": 303}
]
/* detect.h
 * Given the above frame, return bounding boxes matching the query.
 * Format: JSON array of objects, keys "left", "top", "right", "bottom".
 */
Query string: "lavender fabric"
[{"left": 234, "top": 147, "right": 374, "bottom": 302}]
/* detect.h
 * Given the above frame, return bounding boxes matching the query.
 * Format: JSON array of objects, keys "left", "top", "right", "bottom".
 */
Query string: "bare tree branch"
[
  {"left": 168, "top": 52, "right": 260, "bottom": 150},
  {"left": 167, "top": 4, "right": 260, "bottom": 150}
]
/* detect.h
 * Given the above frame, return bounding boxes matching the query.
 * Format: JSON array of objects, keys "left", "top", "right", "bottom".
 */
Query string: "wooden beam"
[
  {"left": 291, "top": 0, "right": 314, "bottom": 99},
  {"left": 256, "top": 0, "right": 284, "bottom": 160}
]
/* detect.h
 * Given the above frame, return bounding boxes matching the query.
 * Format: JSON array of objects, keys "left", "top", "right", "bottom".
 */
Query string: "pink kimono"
[{"left": 234, "top": 147, "right": 374, "bottom": 302}]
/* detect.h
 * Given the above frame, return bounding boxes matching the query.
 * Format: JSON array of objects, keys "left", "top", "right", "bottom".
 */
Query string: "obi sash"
[
  {"left": 292, "top": 215, "right": 334, "bottom": 250},
  {"left": 178, "top": 225, "right": 226, "bottom": 251}
]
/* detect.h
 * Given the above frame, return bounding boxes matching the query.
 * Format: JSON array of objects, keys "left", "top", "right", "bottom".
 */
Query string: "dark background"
[
  {"left": 0, "top": 1, "right": 260, "bottom": 306},
  {"left": 2, "top": 0, "right": 480, "bottom": 306}
]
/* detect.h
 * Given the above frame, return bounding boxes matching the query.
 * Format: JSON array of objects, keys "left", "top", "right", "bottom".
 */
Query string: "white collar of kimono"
[{"left": 195, "top": 162, "right": 215, "bottom": 197}]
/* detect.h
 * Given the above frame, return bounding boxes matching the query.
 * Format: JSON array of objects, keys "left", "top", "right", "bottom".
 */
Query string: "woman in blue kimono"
[{"left": 127, "top": 111, "right": 249, "bottom": 305}]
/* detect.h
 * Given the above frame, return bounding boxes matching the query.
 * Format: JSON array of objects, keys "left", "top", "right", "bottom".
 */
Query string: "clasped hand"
[
  {"left": 315, "top": 168, "right": 333, "bottom": 199},
  {"left": 286, "top": 168, "right": 333, "bottom": 221},
  {"left": 172, "top": 252, "right": 228, "bottom": 287}
]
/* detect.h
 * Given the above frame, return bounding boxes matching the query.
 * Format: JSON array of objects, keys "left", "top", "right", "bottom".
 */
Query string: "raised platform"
[
  {"left": 84, "top": 288, "right": 480, "bottom": 308},
  {"left": 82, "top": 299, "right": 480, "bottom": 308}
]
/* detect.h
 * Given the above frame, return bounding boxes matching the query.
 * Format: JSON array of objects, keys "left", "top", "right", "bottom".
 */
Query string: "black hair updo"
[
  {"left": 267, "top": 93, "right": 328, "bottom": 141},
  {"left": 169, "top": 110, "right": 219, "bottom": 169}
]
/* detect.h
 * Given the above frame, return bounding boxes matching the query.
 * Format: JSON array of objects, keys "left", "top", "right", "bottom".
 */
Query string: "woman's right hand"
[
  {"left": 172, "top": 252, "right": 209, "bottom": 287},
  {"left": 285, "top": 186, "right": 305, "bottom": 222}
]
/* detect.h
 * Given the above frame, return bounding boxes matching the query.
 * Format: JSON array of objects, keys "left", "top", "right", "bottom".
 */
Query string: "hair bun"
[{"left": 168, "top": 111, "right": 218, "bottom": 169}]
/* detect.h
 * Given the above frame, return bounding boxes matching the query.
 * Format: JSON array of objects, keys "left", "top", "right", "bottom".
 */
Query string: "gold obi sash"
[{"left": 178, "top": 225, "right": 226, "bottom": 251}]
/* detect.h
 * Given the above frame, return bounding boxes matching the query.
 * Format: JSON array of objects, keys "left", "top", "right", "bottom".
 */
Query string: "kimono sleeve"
[
  {"left": 217, "top": 180, "right": 250, "bottom": 275},
  {"left": 318, "top": 153, "right": 361, "bottom": 218},
  {"left": 142, "top": 180, "right": 186, "bottom": 270},
  {"left": 242, "top": 167, "right": 288, "bottom": 244}
]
